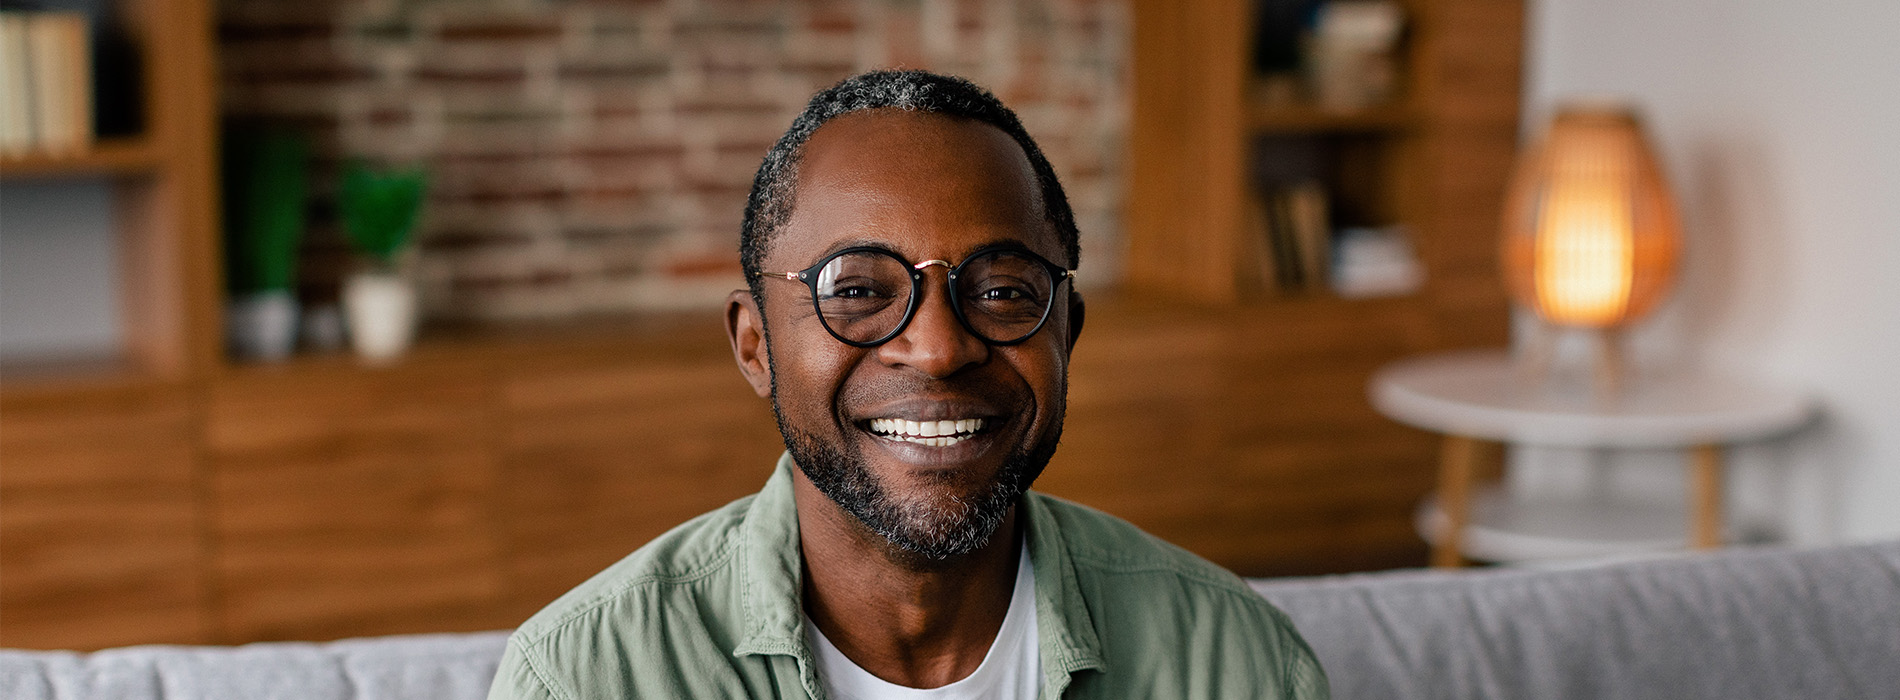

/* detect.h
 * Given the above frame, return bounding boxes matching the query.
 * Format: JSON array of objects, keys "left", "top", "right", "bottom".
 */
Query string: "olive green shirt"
[{"left": 487, "top": 453, "right": 1329, "bottom": 699}]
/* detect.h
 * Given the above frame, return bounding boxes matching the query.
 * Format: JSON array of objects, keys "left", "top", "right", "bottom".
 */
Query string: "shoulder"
[
  {"left": 507, "top": 493, "right": 754, "bottom": 650},
  {"left": 1031, "top": 491, "right": 1264, "bottom": 603},
  {"left": 1030, "top": 492, "right": 1328, "bottom": 698}
]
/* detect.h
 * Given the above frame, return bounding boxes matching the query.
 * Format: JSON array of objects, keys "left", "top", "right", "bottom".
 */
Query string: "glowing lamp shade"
[{"left": 1503, "top": 105, "right": 1680, "bottom": 328}]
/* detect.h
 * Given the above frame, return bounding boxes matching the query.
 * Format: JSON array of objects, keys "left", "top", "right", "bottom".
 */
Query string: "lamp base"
[{"left": 1515, "top": 321, "right": 1629, "bottom": 401}]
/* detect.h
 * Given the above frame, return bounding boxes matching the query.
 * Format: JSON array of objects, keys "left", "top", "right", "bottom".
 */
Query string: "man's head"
[
  {"left": 741, "top": 70, "right": 1081, "bottom": 303},
  {"left": 725, "top": 71, "right": 1084, "bottom": 561}
]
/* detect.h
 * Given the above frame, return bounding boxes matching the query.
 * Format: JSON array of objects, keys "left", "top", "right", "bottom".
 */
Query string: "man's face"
[{"left": 743, "top": 110, "right": 1079, "bottom": 560}]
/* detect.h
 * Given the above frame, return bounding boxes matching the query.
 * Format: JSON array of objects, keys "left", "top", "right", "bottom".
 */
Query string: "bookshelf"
[
  {"left": 0, "top": 0, "right": 219, "bottom": 649},
  {"left": 1126, "top": 0, "right": 1523, "bottom": 318},
  {"left": 0, "top": 136, "right": 160, "bottom": 176},
  {"left": 1249, "top": 103, "right": 1419, "bottom": 134},
  {"left": 0, "top": 0, "right": 219, "bottom": 389},
  {"left": 1120, "top": 0, "right": 1523, "bottom": 569}
]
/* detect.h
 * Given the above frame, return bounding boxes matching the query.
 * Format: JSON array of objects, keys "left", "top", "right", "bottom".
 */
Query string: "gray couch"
[{"left": 6, "top": 541, "right": 1897, "bottom": 700}]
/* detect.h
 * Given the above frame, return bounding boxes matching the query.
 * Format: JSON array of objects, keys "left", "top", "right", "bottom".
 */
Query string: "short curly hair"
[{"left": 740, "top": 70, "right": 1080, "bottom": 303}]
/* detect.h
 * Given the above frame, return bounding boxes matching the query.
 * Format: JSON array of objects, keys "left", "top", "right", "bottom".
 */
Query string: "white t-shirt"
[{"left": 804, "top": 544, "right": 1040, "bottom": 700}]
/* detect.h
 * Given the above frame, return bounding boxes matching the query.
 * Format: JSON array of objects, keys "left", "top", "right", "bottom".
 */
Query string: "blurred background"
[{"left": 0, "top": 0, "right": 1894, "bottom": 651}]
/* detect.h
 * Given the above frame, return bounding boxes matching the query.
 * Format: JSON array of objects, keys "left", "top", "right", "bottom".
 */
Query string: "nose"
[{"left": 876, "top": 265, "right": 988, "bottom": 378}]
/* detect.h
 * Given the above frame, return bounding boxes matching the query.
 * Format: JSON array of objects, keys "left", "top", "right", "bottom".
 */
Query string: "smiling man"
[{"left": 487, "top": 70, "right": 1327, "bottom": 700}]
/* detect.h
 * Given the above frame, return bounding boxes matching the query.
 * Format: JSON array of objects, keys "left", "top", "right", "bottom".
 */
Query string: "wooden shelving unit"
[
  {"left": 0, "top": 0, "right": 220, "bottom": 387},
  {"left": 1121, "top": 0, "right": 1525, "bottom": 573},
  {"left": 1248, "top": 103, "right": 1420, "bottom": 133},
  {"left": 1127, "top": 0, "right": 1523, "bottom": 316},
  {"left": 0, "top": 137, "right": 163, "bottom": 178},
  {"left": 0, "top": 0, "right": 1529, "bottom": 651},
  {"left": 0, "top": 0, "right": 221, "bottom": 649}
]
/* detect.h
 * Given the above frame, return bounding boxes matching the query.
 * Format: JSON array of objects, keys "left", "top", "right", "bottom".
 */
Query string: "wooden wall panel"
[
  {"left": 204, "top": 359, "right": 508, "bottom": 641},
  {"left": 498, "top": 338, "right": 783, "bottom": 620},
  {"left": 0, "top": 383, "right": 208, "bottom": 648}
]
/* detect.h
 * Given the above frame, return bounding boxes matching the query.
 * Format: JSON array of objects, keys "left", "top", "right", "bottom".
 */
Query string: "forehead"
[{"left": 772, "top": 110, "right": 1059, "bottom": 264}]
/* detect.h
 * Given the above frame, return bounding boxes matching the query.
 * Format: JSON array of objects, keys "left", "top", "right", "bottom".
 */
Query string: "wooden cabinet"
[
  {"left": 497, "top": 333, "right": 783, "bottom": 620},
  {"left": 0, "top": 382, "right": 208, "bottom": 648},
  {"left": 1038, "top": 296, "right": 1445, "bottom": 576},
  {"left": 204, "top": 358, "right": 507, "bottom": 641}
]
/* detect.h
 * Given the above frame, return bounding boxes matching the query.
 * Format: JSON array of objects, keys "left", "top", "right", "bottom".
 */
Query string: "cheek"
[
  {"left": 1004, "top": 342, "right": 1070, "bottom": 417},
  {"left": 769, "top": 331, "right": 860, "bottom": 423}
]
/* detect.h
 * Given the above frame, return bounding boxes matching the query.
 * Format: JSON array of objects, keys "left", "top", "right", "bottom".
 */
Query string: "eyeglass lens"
[{"left": 811, "top": 249, "right": 1057, "bottom": 345}]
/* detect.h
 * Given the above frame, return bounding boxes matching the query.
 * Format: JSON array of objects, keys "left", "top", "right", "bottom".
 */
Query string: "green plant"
[
  {"left": 339, "top": 163, "right": 428, "bottom": 269},
  {"left": 222, "top": 126, "right": 309, "bottom": 293}
]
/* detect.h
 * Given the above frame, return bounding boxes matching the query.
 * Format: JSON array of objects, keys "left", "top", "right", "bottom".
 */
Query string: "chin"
[{"left": 784, "top": 422, "right": 1043, "bottom": 560}]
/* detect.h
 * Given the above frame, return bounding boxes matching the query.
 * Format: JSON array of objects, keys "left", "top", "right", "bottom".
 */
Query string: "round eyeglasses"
[{"left": 756, "top": 245, "right": 1077, "bottom": 347}]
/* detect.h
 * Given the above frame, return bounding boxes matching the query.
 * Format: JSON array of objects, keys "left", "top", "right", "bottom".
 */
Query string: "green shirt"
[{"left": 488, "top": 453, "right": 1329, "bottom": 699}]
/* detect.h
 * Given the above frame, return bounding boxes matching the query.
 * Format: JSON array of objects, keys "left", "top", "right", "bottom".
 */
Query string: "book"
[
  {"left": 1242, "top": 190, "right": 1281, "bottom": 292},
  {"left": 0, "top": 13, "right": 33, "bottom": 156},
  {"left": 1285, "top": 180, "right": 1332, "bottom": 291},
  {"left": 1, "top": 10, "right": 92, "bottom": 158},
  {"left": 1265, "top": 188, "right": 1303, "bottom": 290},
  {"left": 32, "top": 12, "right": 89, "bottom": 155}
]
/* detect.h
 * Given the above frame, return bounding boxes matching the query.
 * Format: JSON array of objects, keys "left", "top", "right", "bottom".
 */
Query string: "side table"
[{"left": 1370, "top": 350, "right": 1816, "bottom": 567}]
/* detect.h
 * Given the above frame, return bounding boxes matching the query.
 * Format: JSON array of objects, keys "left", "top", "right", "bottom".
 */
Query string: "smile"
[{"left": 866, "top": 418, "right": 989, "bottom": 447}]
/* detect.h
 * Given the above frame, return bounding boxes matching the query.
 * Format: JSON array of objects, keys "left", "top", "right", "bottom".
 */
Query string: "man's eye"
[
  {"left": 978, "top": 286, "right": 1027, "bottom": 301},
  {"left": 828, "top": 285, "right": 883, "bottom": 299}
]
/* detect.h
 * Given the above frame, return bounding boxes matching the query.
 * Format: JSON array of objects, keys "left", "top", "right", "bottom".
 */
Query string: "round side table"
[{"left": 1370, "top": 349, "right": 1816, "bottom": 567}]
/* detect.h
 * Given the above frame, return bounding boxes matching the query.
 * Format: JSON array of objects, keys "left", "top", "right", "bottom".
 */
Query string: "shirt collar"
[
  {"left": 732, "top": 452, "right": 1107, "bottom": 678},
  {"left": 732, "top": 452, "right": 808, "bottom": 658}
]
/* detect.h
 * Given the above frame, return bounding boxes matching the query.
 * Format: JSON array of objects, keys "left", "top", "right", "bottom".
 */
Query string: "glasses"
[{"left": 756, "top": 245, "right": 1076, "bottom": 347}]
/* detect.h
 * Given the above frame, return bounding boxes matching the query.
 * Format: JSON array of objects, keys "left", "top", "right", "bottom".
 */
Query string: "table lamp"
[{"left": 1501, "top": 102, "right": 1681, "bottom": 395}]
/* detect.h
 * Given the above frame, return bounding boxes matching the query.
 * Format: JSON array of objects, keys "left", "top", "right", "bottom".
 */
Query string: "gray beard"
[{"left": 774, "top": 400, "right": 1059, "bottom": 561}]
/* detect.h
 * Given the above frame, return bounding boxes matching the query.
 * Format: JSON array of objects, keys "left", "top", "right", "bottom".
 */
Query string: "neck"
[{"left": 794, "top": 470, "right": 1023, "bottom": 689}]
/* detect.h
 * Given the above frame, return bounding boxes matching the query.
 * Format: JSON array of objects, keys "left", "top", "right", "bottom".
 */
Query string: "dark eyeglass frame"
[{"left": 755, "top": 244, "right": 1077, "bottom": 348}]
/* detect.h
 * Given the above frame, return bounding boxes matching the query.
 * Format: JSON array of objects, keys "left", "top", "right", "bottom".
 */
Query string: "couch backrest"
[
  {"left": 1251, "top": 541, "right": 1900, "bottom": 700},
  {"left": 6, "top": 542, "right": 1897, "bottom": 700},
  {"left": 0, "top": 632, "right": 507, "bottom": 700}
]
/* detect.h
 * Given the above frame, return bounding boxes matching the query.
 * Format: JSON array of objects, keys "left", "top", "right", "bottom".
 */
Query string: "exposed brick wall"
[{"left": 220, "top": 0, "right": 1129, "bottom": 321}]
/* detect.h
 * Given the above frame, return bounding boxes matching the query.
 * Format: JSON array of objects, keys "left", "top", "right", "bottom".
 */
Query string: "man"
[{"left": 488, "top": 70, "right": 1328, "bottom": 699}]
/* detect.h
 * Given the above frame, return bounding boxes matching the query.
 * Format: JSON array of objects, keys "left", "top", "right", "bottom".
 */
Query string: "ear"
[
  {"left": 726, "top": 289, "right": 773, "bottom": 399},
  {"left": 1065, "top": 289, "right": 1085, "bottom": 353}
]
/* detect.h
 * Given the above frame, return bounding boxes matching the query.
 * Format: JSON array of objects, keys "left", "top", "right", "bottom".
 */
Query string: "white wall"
[{"left": 1523, "top": 0, "right": 1900, "bottom": 542}]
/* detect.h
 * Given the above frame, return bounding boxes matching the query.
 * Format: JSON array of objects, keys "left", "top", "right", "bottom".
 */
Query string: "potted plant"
[
  {"left": 338, "top": 163, "right": 427, "bottom": 364},
  {"left": 222, "top": 126, "right": 309, "bottom": 362}
]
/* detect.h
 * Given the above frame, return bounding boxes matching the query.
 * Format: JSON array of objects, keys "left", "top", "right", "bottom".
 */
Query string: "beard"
[{"left": 771, "top": 387, "right": 1063, "bottom": 562}]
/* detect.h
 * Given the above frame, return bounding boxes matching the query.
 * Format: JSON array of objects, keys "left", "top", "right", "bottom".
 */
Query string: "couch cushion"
[{"left": 1250, "top": 541, "right": 1900, "bottom": 700}]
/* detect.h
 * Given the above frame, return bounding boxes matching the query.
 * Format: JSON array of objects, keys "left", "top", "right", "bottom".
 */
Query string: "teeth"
[{"left": 866, "top": 417, "right": 987, "bottom": 445}]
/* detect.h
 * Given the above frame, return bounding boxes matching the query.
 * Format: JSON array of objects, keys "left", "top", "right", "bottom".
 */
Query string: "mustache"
[{"left": 835, "top": 372, "right": 1027, "bottom": 412}]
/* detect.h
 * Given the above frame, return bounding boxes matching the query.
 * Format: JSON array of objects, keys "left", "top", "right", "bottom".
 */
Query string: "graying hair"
[{"left": 739, "top": 70, "right": 1080, "bottom": 303}]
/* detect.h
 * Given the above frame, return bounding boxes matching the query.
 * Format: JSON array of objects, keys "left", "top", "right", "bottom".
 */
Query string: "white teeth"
[{"left": 867, "top": 417, "right": 987, "bottom": 445}]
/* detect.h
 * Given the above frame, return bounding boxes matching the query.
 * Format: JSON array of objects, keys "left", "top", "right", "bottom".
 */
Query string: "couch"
[{"left": 6, "top": 541, "right": 1897, "bottom": 700}]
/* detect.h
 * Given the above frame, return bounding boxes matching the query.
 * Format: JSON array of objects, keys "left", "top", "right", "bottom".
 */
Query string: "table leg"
[
  {"left": 1690, "top": 444, "right": 1725, "bottom": 549},
  {"left": 1432, "top": 435, "right": 1480, "bottom": 568}
]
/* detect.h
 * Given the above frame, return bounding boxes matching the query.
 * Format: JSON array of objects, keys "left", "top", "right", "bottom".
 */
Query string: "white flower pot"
[
  {"left": 227, "top": 290, "right": 299, "bottom": 362},
  {"left": 343, "top": 271, "right": 417, "bottom": 364}
]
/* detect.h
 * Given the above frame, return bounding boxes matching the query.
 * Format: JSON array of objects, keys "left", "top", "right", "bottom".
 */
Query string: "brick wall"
[{"left": 220, "top": 0, "right": 1129, "bottom": 321}]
